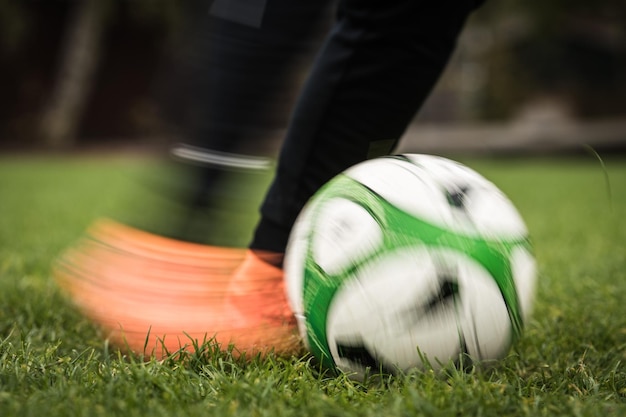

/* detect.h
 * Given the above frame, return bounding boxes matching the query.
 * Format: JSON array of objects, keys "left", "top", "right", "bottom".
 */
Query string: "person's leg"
[
  {"left": 160, "top": 0, "right": 335, "bottom": 243},
  {"left": 56, "top": 0, "right": 337, "bottom": 357},
  {"left": 251, "top": 0, "right": 485, "bottom": 254},
  {"left": 180, "top": 1, "right": 333, "bottom": 154}
]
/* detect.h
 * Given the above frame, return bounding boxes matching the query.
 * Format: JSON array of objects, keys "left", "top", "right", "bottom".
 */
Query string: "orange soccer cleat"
[
  {"left": 55, "top": 219, "right": 301, "bottom": 359},
  {"left": 226, "top": 249, "right": 297, "bottom": 344}
]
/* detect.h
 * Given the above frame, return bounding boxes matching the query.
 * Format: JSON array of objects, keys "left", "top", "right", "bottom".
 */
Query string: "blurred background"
[{"left": 0, "top": 0, "right": 625, "bottom": 155}]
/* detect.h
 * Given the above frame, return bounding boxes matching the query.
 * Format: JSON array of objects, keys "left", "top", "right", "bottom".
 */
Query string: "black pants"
[
  {"left": 172, "top": 0, "right": 484, "bottom": 250},
  {"left": 251, "top": 0, "right": 484, "bottom": 252}
]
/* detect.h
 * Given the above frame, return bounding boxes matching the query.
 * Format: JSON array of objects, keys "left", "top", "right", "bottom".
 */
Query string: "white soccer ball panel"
[
  {"left": 284, "top": 213, "right": 310, "bottom": 346},
  {"left": 404, "top": 154, "right": 492, "bottom": 190},
  {"left": 407, "top": 155, "right": 528, "bottom": 238},
  {"left": 311, "top": 198, "right": 383, "bottom": 276},
  {"left": 326, "top": 247, "right": 518, "bottom": 375},
  {"left": 344, "top": 158, "right": 454, "bottom": 227},
  {"left": 462, "top": 187, "right": 528, "bottom": 239},
  {"left": 510, "top": 246, "right": 537, "bottom": 321},
  {"left": 374, "top": 317, "right": 465, "bottom": 371},
  {"left": 369, "top": 250, "right": 467, "bottom": 371},
  {"left": 285, "top": 202, "right": 316, "bottom": 317},
  {"left": 456, "top": 255, "right": 513, "bottom": 361},
  {"left": 326, "top": 248, "right": 439, "bottom": 338},
  {"left": 327, "top": 248, "right": 440, "bottom": 374}
]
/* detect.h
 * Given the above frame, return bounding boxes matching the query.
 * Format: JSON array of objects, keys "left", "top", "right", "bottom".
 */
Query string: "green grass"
[{"left": 0, "top": 154, "right": 625, "bottom": 416}]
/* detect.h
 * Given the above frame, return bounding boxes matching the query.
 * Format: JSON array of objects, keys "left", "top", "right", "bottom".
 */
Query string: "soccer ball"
[{"left": 284, "top": 154, "right": 536, "bottom": 378}]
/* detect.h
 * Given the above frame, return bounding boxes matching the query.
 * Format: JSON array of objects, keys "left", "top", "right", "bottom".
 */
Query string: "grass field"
[{"left": 0, "top": 154, "right": 625, "bottom": 416}]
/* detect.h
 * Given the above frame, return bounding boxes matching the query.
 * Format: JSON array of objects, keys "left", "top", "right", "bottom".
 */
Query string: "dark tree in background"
[
  {"left": 39, "top": 0, "right": 107, "bottom": 148},
  {"left": 0, "top": 0, "right": 182, "bottom": 149},
  {"left": 0, "top": 0, "right": 624, "bottom": 149},
  {"left": 474, "top": 0, "right": 626, "bottom": 120}
]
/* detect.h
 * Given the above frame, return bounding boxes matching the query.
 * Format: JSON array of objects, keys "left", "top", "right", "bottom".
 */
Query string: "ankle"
[
  {"left": 250, "top": 249, "right": 284, "bottom": 268},
  {"left": 250, "top": 217, "right": 290, "bottom": 255}
]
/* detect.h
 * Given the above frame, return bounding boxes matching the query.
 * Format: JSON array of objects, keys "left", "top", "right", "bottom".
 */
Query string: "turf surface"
[{"left": 0, "top": 154, "right": 624, "bottom": 416}]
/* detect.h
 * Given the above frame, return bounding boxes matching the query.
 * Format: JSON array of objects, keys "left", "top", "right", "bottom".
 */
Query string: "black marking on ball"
[
  {"left": 446, "top": 186, "right": 470, "bottom": 209},
  {"left": 393, "top": 275, "right": 460, "bottom": 335},
  {"left": 424, "top": 278, "right": 460, "bottom": 314},
  {"left": 336, "top": 342, "right": 380, "bottom": 370},
  {"left": 388, "top": 154, "right": 411, "bottom": 163}
]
